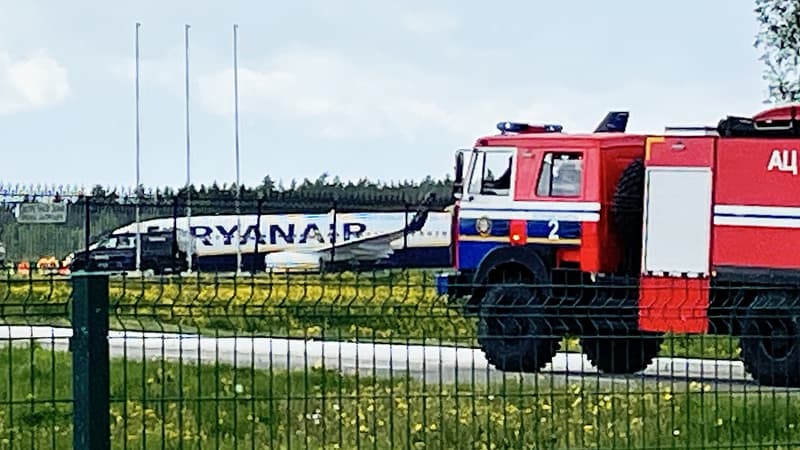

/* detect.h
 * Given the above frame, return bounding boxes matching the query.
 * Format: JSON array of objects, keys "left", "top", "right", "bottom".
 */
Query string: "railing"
[{"left": 0, "top": 195, "right": 797, "bottom": 449}]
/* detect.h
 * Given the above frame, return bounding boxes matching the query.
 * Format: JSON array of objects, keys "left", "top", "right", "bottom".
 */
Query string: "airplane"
[{"left": 107, "top": 202, "right": 453, "bottom": 273}]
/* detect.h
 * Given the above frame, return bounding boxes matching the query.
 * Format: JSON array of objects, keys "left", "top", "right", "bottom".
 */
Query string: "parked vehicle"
[
  {"left": 436, "top": 105, "right": 800, "bottom": 387},
  {"left": 64, "top": 229, "right": 196, "bottom": 275}
]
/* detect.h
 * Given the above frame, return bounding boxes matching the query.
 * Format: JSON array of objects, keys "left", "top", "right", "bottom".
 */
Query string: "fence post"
[
  {"left": 71, "top": 272, "right": 110, "bottom": 450},
  {"left": 84, "top": 196, "right": 91, "bottom": 254},
  {"left": 252, "top": 195, "right": 263, "bottom": 274},
  {"left": 330, "top": 196, "right": 337, "bottom": 265}
]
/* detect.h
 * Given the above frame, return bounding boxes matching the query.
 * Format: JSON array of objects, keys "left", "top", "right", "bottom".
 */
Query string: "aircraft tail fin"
[{"left": 594, "top": 111, "right": 629, "bottom": 133}]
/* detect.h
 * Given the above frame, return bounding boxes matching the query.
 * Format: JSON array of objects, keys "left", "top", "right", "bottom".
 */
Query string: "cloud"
[
  {"left": 197, "top": 48, "right": 467, "bottom": 140},
  {"left": 109, "top": 56, "right": 182, "bottom": 88},
  {"left": 0, "top": 49, "right": 69, "bottom": 115},
  {"left": 195, "top": 46, "right": 767, "bottom": 143},
  {"left": 195, "top": 48, "right": 580, "bottom": 143},
  {"left": 397, "top": 9, "right": 460, "bottom": 36}
]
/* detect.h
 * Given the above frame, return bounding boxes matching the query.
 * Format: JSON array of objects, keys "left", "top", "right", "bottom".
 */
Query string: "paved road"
[{"left": 0, "top": 325, "right": 774, "bottom": 391}]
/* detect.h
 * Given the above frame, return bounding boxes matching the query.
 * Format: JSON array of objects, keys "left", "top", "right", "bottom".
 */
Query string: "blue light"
[
  {"left": 543, "top": 124, "right": 563, "bottom": 132},
  {"left": 497, "top": 122, "right": 525, "bottom": 133},
  {"left": 496, "top": 122, "right": 563, "bottom": 134}
]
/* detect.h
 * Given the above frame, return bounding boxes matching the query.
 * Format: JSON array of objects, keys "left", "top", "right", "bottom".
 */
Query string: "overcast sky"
[{"left": 0, "top": 0, "right": 770, "bottom": 191}]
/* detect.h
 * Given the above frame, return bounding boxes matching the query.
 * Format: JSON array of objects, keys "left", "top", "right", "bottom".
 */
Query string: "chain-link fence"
[{"left": 0, "top": 194, "right": 797, "bottom": 449}]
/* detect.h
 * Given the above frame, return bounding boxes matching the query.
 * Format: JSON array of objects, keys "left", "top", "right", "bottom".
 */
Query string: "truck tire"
[
  {"left": 579, "top": 332, "right": 662, "bottom": 374},
  {"left": 476, "top": 285, "right": 561, "bottom": 373},
  {"left": 611, "top": 158, "right": 645, "bottom": 273},
  {"left": 739, "top": 291, "right": 800, "bottom": 387}
]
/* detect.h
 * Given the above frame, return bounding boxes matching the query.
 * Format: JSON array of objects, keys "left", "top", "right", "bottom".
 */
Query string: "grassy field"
[
  {"left": 0, "top": 270, "right": 744, "bottom": 361},
  {"left": 0, "top": 343, "right": 796, "bottom": 449}
]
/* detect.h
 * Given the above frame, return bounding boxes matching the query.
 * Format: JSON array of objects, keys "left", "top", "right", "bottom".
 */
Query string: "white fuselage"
[{"left": 111, "top": 211, "right": 453, "bottom": 257}]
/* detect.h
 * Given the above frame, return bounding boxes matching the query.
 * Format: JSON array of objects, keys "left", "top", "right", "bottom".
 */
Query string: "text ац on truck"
[{"left": 436, "top": 105, "right": 800, "bottom": 387}]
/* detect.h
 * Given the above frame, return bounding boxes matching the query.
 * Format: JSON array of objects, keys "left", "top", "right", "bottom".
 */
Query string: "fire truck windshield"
[
  {"left": 463, "top": 148, "right": 583, "bottom": 198},
  {"left": 466, "top": 147, "right": 513, "bottom": 196}
]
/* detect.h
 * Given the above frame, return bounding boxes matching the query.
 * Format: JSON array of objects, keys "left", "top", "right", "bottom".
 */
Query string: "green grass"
[
  {"left": 0, "top": 343, "right": 797, "bottom": 449},
  {"left": 0, "top": 270, "right": 744, "bottom": 362}
]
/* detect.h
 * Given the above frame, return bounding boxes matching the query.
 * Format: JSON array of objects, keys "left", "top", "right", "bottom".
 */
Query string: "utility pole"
[
  {"left": 134, "top": 22, "right": 142, "bottom": 274},
  {"left": 233, "top": 24, "right": 242, "bottom": 275},
  {"left": 184, "top": 24, "right": 192, "bottom": 274}
]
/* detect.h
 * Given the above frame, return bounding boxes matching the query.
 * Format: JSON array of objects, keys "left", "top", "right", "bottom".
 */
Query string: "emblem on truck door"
[{"left": 476, "top": 217, "right": 492, "bottom": 237}]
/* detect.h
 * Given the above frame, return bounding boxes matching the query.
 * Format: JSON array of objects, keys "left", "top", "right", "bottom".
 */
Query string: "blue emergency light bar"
[{"left": 496, "top": 121, "right": 563, "bottom": 134}]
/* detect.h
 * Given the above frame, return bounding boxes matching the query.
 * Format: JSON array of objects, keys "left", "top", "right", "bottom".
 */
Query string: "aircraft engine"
[{"left": 264, "top": 251, "right": 322, "bottom": 272}]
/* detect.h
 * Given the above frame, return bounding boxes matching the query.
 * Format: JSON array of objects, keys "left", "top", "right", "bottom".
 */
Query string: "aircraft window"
[
  {"left": 536, "top": 152, "right": 583, "bottom": 197},
  {"left": 467, "top": 151, "right": 513, "bottom": 196},
  {"left": 98, "top": 237, "right": 116, "bottom": 249},
  {"left": 116, "top": 236, "right": 136, "bottom": 249}
]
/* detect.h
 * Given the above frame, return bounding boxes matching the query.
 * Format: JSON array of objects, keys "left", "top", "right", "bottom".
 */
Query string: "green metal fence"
[
  {"left": 0, "top": 269, "right": 799, "bottom": 449},
  {"left": 0, "top": 194, "right": 798, "bottom": 449}
]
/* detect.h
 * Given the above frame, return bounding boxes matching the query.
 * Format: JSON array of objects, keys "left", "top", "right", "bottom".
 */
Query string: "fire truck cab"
[{"left": 438, "top": 106, "right": 800, "bottom": 387}]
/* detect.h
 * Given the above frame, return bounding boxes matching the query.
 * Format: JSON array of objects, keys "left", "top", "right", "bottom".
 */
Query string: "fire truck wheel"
[
  {"left": 579, "top": 333, "right": 663, "bottom": 374},
  {"left": 611, "top": 158, "right": 645, "bottom": 271},
  {"left": 739, "top": 292, "right": 800, "bottom": 387},
  {"left": 476, "top": 285, "right": 561, "bottom": 373}
]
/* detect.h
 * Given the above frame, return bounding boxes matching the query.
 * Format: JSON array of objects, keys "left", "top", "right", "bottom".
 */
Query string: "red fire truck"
[{"left": 436, "top": 106, "right": 800, "bottom": 387}]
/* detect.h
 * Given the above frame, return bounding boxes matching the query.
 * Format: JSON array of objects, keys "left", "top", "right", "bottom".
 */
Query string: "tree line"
[{"left": 3, "top": 173, "right": 454, "bottom": 208}]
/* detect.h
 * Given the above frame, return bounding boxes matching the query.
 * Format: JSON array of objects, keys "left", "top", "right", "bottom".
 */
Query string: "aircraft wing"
[
  {"left": 264, "top": 193, "right": 435, "bottom": 270},
  {"left": 301, "top": 201, "right": 429, "bottom": 260},
  {"left": 328, "top": 218, "right": 427, "bottom": 261}
]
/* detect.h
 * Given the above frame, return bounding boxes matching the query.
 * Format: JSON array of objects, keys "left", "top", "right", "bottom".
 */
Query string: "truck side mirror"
[{"left": 453, "top": 151, "right": 465, "bottom": 199}]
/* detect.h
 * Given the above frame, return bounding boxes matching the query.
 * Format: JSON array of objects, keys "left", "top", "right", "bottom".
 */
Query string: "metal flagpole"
[
  {"left": 233, "top": 24, "right": 242, "bottom": 275},
  {"left": 135, "top": 22, "right": 142, "bottom": 274},
  {"left": 184, "top": 24, "right": 192, "bottom": 274}
]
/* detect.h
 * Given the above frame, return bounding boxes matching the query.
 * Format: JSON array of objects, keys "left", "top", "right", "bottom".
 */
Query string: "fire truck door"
[
  {"left": 642, "top": 166, "right": 713, "bottom": 276},
  {"left": 462, "top": 148, "right": 516, "bottom": 208}
]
